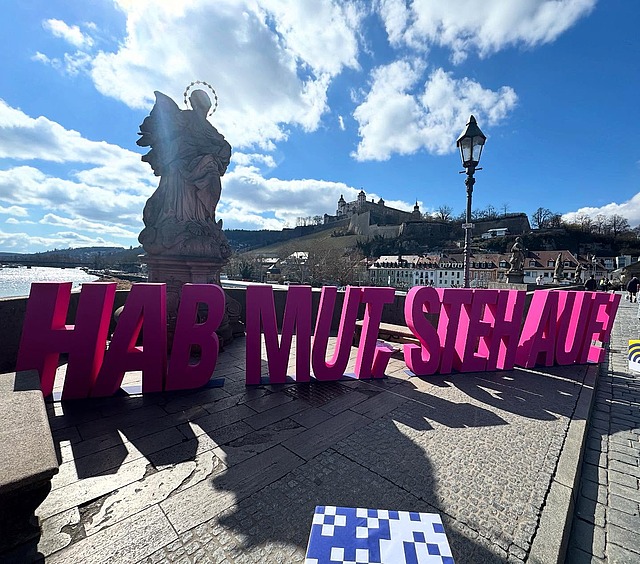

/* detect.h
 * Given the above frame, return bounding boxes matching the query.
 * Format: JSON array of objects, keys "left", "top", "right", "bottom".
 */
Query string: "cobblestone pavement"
[
  {"left": 6, "top": 325, "right": 608, "bottom": 563},
  {"left": 566, "top": 297, "right": 640, "bottom": 563}
]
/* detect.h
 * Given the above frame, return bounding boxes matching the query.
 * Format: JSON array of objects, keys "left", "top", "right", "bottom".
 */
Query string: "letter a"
[{"left": 91, "top": 284, "right": 167, "bottom": 397}]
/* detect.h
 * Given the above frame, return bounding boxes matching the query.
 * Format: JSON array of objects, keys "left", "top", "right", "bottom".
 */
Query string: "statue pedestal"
[
  {"left": 506, "top": 272, "right": 525, "bottom": 285},
  {"left": 142, "top": 254, "right": 244, "bottom": 347}
]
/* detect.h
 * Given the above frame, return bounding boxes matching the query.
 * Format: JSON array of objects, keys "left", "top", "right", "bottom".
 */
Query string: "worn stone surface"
[{"left": 27, "top": 323, "right": 612, "bottom": 563}]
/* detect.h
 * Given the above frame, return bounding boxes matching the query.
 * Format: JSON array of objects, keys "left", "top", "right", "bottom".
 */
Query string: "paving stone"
[
  {"left": 243, "top": 391, "right": 293, "bottom": 413},
  {"left": 161, "top": 445, "right": 303, "bottom": 533},
  {"left": 47, "top": 505, "right": 176, "bottom": 564},
  {"left": 608, "top": 508, "right": 640, "bottom": 535},
  {"left": 610, "top": 460, "right": 640, "bottom": 479},
  {"left": 608, "top": 542, "right": 640, "bottom": 563},
  {"left": 288, "top": 406, "right": 333, "bottom": 428},
  {"left": 610, "top": 482, "right": 640, "bottom": 503},
  {"left": 37, "top": 507, "right": 81, "bottom": 557},
  {"left": 582, "top": 462, "right": 608, "bottom": 486},
  {"left": 37, "top": 456, "right": 149, "bottom": 519},
  {"left": 608, "top": 523, "right": 640, "bottom": 554},
  {"left": 84, "top": 462, "right": 199, "bottom": 535},
  {"left": 52, "top": 426, "right": 186, "bottom": 489},
  {"left": 565, "top": 545, "right": 605, "bottom": 563},
  {"left": 575, "top": 494, "right": 606, "bottom": 527},
  {"left": 349, "top": 389, "right": 408, "bottom": 420},
  {"left": 609, "top": 469, "right": 639, "bottom": 489},
  {"left": 74, "top": 405, "right": 169, "bottom": 440},
  {"left": 282, "top": 409, "right": 370, "bottom": 460},
  {"left": 213, "top": 418, "right": 305, "bottom": 466},
  {"left": 609, "top": 493, "right": 640, "bottom": 516},
  {"left": 244, "top": 398, "right": 306, "bottom": 430},
  {"left": 583, "top": 448, "right": 607, "bottom": 468},
  {"left": 319, "top": 389, "right": 368, "bottom": 415},
  {"left": 570, "top": 517, "right": 605, "bottom": 559}
]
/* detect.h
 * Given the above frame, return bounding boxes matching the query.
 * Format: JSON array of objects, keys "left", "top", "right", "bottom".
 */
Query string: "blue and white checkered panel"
[{"left": 305, "top": 506, "right": 454, "bottom": 564}]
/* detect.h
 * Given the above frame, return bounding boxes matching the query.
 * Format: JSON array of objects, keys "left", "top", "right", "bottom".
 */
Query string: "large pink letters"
[
  {"left": 245, "top": 285, "right": 312, "bottom": 384},
  {"left": 92, "top": 284, "right": 167, "bottom": 397},
  {"left": 403, "top": 286, "right": 441, "bottom": 376},
  {"left": 516, "top": 290, "right": 559, "bottom": 368},
  {"left": 579, "top": 292, "right": 621, "bottom": 363},
  {"left": 166, "top": 284, "right": 225, "bottom": 391},
  {"left": 312, "top": 286, "right": 362, "bottom": 381},
  {"left": 353, "top": 287, "right": 396, "bottom": 379},
  {"left": 555, "top": 291, "right": 592, "bottom": 365},
  {"left": 17, "top": 282, "right": 623, "bottom": 397},
  {"left": 17, "top": 282, "right": 116, "bottom": 398}
]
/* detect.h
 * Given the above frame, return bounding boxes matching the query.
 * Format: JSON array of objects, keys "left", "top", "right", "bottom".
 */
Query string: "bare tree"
[
  {"left": 435, "top": 205, "right": 453, "bottom": 222},
  {"left": 531, "top": 207, "right": 553, "bottom": 229},
  {"left": 607, "top": 214, "right": 630, "bottom": 239},
  {"left": 548, "top": 213, "right": 563, "bottom": 228},
  {"left": 573, "top": 213, "right": 593, "bottom": 232}
]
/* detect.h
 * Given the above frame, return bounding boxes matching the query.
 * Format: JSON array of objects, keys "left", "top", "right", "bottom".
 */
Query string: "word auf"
[{"left": 17, "top": 282, "right": 224, "bottom": 399}]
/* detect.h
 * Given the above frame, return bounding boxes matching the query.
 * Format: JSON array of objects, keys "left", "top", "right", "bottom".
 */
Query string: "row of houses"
[
  {"left": 244, "top": 249, "right": 629, "bottom": 289},
  {"left": 369, "top": 250, "right": 619, "bottom": 289}
]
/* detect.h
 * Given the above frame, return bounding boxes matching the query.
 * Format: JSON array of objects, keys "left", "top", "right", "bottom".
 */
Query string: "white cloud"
[
  {"left": 231, "top": 152, "right": 277, "bottom": 169},
  {"left": 0, "top": 166, "right": 147, "bottom": 227},
  {"left": 0, "top": 99, "right": 147, "bottom": 168},
  {"left": 562, "top": 193, "right": 640, "bottom": 228},
  {"left": 6, "top": 218, "right": 35, "bottom": 225},
  {"left": 0, "top": 228, "right": 122, "bottom": 253},
  {"left": 376, "top": 0, "right": 596, "bottom": 63},
  {"left": 0, "top": 205, "right": 28, "bottom": 217},
  {"left": 85, "top": 0, "right": 364, "bottom": 149},
  {"left": 43, "top": 18, "right": 94, "bottom": 49},
  {"left": 338, "top": 115, "right": 346, "bottom": 131},
  {"left": 40, "top": 213, "right": 139, "bottom": 239},
  {"left": 352, "top": 63, "right": 517, "bottom": 161},
  {"left": 221, "top": 165, "right": 362, "bottom": 228}
]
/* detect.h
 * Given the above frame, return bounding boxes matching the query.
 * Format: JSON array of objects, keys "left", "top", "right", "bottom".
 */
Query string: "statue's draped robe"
[{"left": 137, "top": 92, "right": 231, "bottom": 255}]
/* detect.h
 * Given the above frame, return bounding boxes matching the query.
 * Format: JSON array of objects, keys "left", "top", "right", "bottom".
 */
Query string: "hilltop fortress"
[{"left": 323, "top": 189, "right": 530, "bottom": 239}]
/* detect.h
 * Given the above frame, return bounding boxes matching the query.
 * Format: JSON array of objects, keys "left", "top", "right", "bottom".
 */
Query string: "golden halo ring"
[{"left": 183, "top": 80, "right": 218, "bottom": 116}]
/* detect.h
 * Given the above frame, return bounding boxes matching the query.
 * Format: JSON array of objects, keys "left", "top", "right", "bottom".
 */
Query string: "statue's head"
[{"left": 190, "top": 89, "right": 212, "bottom": 116}]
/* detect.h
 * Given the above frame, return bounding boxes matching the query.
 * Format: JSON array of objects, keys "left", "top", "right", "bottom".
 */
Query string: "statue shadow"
[
  {"left": 194, "top": 370, "right": 538, "bottom": 562},
  {"left": 35, "top": 345, "right": 588, "bottom": 562}
]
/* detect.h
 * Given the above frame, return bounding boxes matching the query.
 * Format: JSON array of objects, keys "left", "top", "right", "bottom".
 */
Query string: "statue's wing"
[{"left": 137, "top": 91, "right": 183, "bottom": 175}]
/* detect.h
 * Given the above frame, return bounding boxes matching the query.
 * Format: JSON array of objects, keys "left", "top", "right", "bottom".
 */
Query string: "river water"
[{"left": 0, "top": 266, "right": 99, "bottom": 299}]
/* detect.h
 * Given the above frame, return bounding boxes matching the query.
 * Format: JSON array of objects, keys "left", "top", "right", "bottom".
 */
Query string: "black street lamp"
[{"left": 456, "top": 115, "right": 486, "bottom": 288}]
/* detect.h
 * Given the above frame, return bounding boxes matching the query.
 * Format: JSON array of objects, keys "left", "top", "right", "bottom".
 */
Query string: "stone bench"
[
  {"left": 0, "top": 370, "right": 59, "bottom": 554},
  {"left": 354, "top": 319, "right": 418, "bottom": 345}
]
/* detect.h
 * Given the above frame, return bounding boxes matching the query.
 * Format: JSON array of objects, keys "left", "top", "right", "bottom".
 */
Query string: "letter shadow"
[{"left": 37, "top": 345, "right": 585, "bottom": 562}]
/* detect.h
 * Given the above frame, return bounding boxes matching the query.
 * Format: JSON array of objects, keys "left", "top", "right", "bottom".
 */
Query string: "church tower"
[
  {"left": 412, "top": 200, "right": 421, "bottom": 219},
  {"left": 357, "top": 189, "right": 366, "bottom": 211},
  {"left": 337, "top": 194, "right": 346, "bottom": 216}
]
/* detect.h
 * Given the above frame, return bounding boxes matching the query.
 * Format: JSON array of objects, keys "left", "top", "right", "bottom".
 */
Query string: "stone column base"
[
  {"left": 142, "top": 254, "right": 244, "bottom": 347},
  {"left": 506, "top": 272, "right": 525, "bottom": 285}
]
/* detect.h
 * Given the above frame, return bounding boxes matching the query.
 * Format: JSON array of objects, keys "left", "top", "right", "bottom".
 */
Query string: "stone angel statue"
[{"left": 137, "top": 89, "right": 232, "bottom": 259}]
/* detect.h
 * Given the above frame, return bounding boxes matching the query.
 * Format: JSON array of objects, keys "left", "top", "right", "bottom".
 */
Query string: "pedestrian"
[
  {"left": 536, "top": 274, "right": 543, "bottom": 286},
  {"left": 626, "top": 276, "right": 639, "bottom": 302},
  {"left": 599, "top": 277, "right": 608, "bottom": 292},
  {"left": 584, "top": 274, "right": 597, "bottom": 291}
]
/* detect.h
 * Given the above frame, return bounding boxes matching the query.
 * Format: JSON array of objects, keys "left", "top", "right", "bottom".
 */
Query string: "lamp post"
[{"left": 456, "top": 115, "right": 486, "bottom": 288}]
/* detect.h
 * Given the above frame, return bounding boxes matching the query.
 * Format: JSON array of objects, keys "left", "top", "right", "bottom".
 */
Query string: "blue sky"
[{"left": 0, "top": 0, "right": 639, "bottom": 253}]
